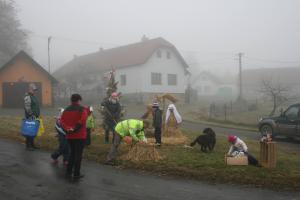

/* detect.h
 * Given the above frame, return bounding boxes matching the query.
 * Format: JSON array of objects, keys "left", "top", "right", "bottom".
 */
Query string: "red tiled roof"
[{"left": 54, "top": 37, "right": 189, "bottom": 77}]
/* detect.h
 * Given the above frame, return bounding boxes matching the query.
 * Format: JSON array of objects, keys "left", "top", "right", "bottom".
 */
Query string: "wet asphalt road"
[{"left": 0, "top": 139, "right": 299, "bottom": 200}]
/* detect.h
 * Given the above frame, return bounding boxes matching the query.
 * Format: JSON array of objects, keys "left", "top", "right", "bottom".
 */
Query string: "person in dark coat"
[
  {"left": 60, "top": 94, "right": 88, "bottom": 180},
  {"left": 51, "top": 108, "right": 70, "bottom": 166},
  {"left": 24, "top": 83, "right": 40, "bottom": 151},
  {"left": 152, "top": 102, "right": 163, "bottom": 146},
  {"left": 101, "top": 92, "right": 121, "bottom": 143}
]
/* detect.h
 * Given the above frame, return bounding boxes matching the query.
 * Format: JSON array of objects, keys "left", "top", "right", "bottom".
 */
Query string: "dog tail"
[{"left": 190, "top": 137, "right": 198, "bottom": 147}]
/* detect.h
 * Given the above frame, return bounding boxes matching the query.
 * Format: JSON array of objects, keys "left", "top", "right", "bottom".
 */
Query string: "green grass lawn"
[{"left": 1, "top": 116, "right": 300, "bottom": 191}]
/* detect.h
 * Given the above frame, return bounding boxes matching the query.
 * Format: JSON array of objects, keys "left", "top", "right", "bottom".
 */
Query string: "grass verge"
[{"left": 1, "top": 116, "right": 299, "bottom": 191}]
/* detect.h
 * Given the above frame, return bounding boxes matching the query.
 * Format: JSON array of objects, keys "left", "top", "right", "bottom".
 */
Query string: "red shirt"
[{"left": 60, "top": 103, "right": 88, "bottom": 140}]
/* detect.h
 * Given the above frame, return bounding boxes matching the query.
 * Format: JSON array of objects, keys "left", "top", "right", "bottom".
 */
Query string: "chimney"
[{"left": 141, "top": 34, "right": 149, "bottom": 42}]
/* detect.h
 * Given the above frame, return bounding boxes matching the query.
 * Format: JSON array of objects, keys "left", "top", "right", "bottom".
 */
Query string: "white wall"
[
  {"left": 115, "top": 47, "right": 188, "bottom": 94},
  {"left": 193, "top": 79, "right": 219, "bottom": 96},
  {"left": 114, "top": 65, "right": 142, "bottom": 94},
  {"left": 141, "top": 48, "right": 187, "bottom": 93}
]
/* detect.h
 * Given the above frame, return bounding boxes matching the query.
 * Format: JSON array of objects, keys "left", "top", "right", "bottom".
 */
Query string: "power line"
[
  {"left": 29, "top": 32, "right": 300, "bottom": 68},
  {"left": 244, "top": 56, "right": 300, "bottom": 64},
  {"left": 29, "top": 32, "right": 118, "bottom": 47},
  {"left": 29, "top": 32, "right": 238, "bottom": 57}
]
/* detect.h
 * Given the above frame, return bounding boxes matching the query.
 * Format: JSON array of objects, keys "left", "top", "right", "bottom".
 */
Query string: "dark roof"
[
  {"left": 54, "top": 37, "right": 189, "bottom": 77},
  {"left": 243, "top": 67, "right": 300, "bottom": 87},
  {"left": 0, "top": 51, "right": 58, "bottom": 83}
]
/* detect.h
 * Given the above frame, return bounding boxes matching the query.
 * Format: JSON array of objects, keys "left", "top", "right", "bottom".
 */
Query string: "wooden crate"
[
  {"left": 260, "top": 142, "right": 277, "bottom": 168},
  {"left": 225, "top": 155, "right": 248, "bottom": 166}
]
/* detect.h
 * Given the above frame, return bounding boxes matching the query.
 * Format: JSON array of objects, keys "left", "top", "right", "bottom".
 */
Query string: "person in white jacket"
[
  {"left": 227, "top": 135, "right": 248, "bottom": 156},
  {"left": 227, "top": 135, "right": 259, "bottom": 166}
]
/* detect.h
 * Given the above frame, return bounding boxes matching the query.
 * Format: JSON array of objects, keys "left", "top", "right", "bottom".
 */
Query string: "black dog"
[{"left": 190, "top": 128, "right": 216, "bottom": 152}]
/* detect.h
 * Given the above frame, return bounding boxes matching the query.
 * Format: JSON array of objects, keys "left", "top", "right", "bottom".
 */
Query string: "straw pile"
[
  {"left": 163, "top": 127, "right": 183, "bottom": 137},
  {"left": 121, "top": 143, "right": 162, "bottom": 162}
]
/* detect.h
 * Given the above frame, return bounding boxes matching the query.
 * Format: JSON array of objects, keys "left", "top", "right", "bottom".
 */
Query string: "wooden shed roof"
[{"left": 0, "top": 51, "right": 58, "bottom": 83}]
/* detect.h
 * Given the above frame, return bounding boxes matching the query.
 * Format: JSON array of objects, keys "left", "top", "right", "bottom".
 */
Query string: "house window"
[
  {"left": 156, "top": 50, "right": 162, "bottom": 58},
  {"left": 120, "top": 74, "right": 126, "bottom": 86},
  {"left": 168, "top": 74, "right": 177, "bottom": 85},
  {"left": 167, "top": 51, "right": 171, "bottom": 59},
  {"left": 151, "top": 73, "right": 162, "bottom": 85}
]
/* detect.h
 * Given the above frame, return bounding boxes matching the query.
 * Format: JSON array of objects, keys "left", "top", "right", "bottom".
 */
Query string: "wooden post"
[{"left": 260, "top": 141, "right": 277, "bottom": 168}]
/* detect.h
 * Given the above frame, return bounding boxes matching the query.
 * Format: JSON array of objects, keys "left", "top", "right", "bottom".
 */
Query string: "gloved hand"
[
  {"left": 66, "top": 128, "right": 74, "bottom": 134},
  {"left": 123, "top": 136, "right": 132, "bottom": 145}
]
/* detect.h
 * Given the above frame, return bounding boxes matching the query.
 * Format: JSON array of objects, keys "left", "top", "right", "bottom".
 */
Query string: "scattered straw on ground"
[
  {"left": 121, "top": 144, "right": 162, "bottom": 162},
  {"left": 147, "top": 136, "right": 187, "bottom": 145}
]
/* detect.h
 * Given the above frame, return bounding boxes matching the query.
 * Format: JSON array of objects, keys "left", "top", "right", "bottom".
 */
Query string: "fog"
[{"left": 15, "top": 0, "right": 300, "bottom": 76}]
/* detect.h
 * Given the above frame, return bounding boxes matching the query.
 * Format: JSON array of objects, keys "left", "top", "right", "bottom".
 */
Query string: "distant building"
[
  {"left": 0, "top": 51, "right": 57, "bottom": 108},
  {"left": 192, "top": 71, "right": 238, "bottom": 101},
  {"left": 54, "top": 37, "right": 190, "bottom": 102}
]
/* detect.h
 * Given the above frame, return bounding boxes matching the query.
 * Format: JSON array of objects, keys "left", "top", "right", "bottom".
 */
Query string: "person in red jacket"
[{"left": 60, "top": 94, "right": 88, "bottom": 180}]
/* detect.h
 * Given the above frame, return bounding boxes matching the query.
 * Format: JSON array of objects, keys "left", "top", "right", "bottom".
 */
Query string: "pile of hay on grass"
[
  {"left": 163, "top": 127, "right": 183, "bottom": 137},
  {"left": 121, "top": 144, "right": 163, "bottom": 162}
]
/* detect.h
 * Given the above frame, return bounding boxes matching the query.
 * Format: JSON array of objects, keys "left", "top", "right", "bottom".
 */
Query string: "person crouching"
[
  {"left": 227, "top": 135, "right": 259, "bottom": 166},
  {"left": 104, "top": 119, "right": 149, "bottom": 165}
]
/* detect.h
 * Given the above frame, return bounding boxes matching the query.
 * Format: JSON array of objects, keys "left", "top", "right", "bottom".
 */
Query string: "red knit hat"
[
  {"left": 228, "top": 135, "right": 237, "bottom": 143},
  {"left": 111, "top": 92, "right": 118, "bottom": 98}
]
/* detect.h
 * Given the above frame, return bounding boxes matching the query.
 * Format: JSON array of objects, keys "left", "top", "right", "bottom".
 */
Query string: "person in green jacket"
[
  {"left": 24, "top": 83, "right": 40, "bottom": 150},
  {"left": 104, "top": 119, "right": 149, "bottom": 165},
  {"left": 85, "top": 106, "right": 95, "bottom": 146}
]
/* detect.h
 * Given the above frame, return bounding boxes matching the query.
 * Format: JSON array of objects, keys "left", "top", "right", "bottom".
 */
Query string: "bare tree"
[
  {"left": 259, "top": 78, "right": 291, "bottom": 116},
  {"left": 0, "top": 0, "right": 30, "bottom": 65}
]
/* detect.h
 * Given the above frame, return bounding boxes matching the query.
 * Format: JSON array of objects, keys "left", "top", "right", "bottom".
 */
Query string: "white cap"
[
  {"left": 29, "top": 83, "right": 38, "bottom": 91},
  {"left": 59, "top": 108, "right": 64, "bottom": 113},
  {"left": 89, "top": 106, "right": 94, "bottom": 112}
]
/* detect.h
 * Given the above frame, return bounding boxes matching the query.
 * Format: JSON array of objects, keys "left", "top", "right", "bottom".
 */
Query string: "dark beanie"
[{"left": 71, "top": 94, "right": 82, "bottom": 102}]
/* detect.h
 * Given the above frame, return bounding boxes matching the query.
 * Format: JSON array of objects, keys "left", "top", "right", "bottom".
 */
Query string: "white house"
[
  {"left": 192, "top": 71, "right": 238, "bottom": 101},
  {"left": 54, "top": 37, "right": 190, "bottom": 102}
]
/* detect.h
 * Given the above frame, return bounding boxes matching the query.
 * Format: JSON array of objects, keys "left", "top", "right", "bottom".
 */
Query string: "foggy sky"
[{"left": 14, "top": 0, "right": 300, "bottom": 75}]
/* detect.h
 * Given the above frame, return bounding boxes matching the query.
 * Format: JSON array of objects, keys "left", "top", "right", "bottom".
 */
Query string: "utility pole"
[
  {"left": 48, "top": 36, "right": 52, "bottom": 73},
  {"left": 237, "top": 52, "right": 244, "bottom": 101}
]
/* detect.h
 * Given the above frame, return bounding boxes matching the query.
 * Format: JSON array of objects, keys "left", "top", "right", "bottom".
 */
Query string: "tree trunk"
[{"left": 269, "top": 96, "right": 277, "bottom": 116}]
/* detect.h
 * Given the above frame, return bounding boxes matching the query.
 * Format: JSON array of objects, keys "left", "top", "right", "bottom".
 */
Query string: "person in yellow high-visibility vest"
[{"left": 104, "top": 119, "right": 149, "bottom": 165}]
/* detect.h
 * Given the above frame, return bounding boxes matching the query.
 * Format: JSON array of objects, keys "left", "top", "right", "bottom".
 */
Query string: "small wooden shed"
[{"left": 0, "top": 51, "right": 57, "bottom": 108}]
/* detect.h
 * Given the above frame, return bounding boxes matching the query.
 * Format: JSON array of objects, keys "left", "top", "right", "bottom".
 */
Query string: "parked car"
[{"left": 258, "top": 103, "right": 300, "bottom": 139}]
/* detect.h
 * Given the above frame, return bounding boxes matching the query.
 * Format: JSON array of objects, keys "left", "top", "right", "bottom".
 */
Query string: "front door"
[
  {"left": 2, "top": 82, "right": 42, "bottom": 108},
  {"left": 277, "top": 106, "right": 299, "bottom": 136}
]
